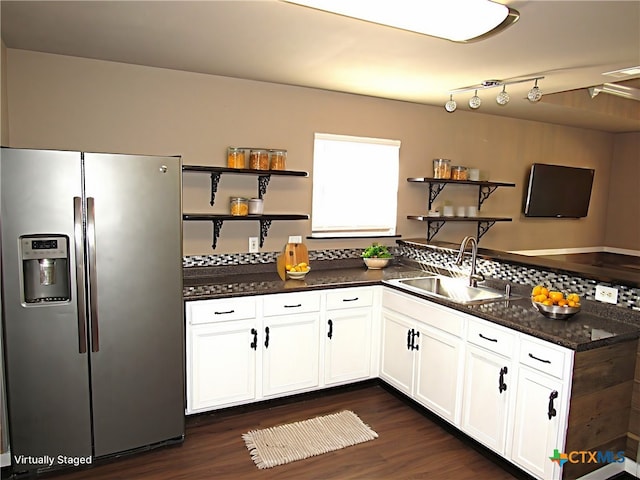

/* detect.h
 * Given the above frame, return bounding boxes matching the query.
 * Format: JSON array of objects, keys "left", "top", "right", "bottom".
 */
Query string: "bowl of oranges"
[
  {"left": 286, "top": 262, "right": 310, "bottom": 280},
  {"left": 531, "top": 285, "right": 581, "bottom": 320}
]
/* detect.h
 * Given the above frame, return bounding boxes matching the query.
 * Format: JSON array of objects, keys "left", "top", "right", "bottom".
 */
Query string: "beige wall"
[
  {"left": 605, "top": 132, "right": 640, "bottom": 250},
  {"left": 1, "top": 40, "right": 8, "bottom": 146},
  {"left": 5, "top": 48, "right": 627, "bottom": 256}
]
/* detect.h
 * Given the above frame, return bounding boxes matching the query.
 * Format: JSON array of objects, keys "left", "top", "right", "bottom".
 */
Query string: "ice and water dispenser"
[{"left": 20, "top": 235, "right": 71, "bottom": 304}]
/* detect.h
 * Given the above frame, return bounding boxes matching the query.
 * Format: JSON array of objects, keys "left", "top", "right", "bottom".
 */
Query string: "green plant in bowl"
[{"left": 361, "top": 243, "right": 392, "bottom": 269}]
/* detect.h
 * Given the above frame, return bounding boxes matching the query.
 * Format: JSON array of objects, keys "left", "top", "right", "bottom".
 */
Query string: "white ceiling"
[{"left": 2, "top": 0, "right": 640, "bottom": 132}]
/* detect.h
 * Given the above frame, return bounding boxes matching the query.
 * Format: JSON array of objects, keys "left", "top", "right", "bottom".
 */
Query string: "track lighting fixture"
[
  {"left": 445, "top": 76, "right": 544, "bottom": 112},
  {"left": 496, "top": 85, "right": 510, "bottom": 105},
  {"left": 469, "top": 90, "right": 482, "bottom": 109},
  {"left": 527, "top": 78, "right": 542, "bottom": 102},
  {"left": 445, "top": 94, "right": 457, "bottom": 112}
]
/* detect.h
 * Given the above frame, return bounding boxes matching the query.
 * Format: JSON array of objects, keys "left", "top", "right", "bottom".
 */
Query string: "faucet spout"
[{"left": 455, "top": 236, "right": 483, "bottom": 287}]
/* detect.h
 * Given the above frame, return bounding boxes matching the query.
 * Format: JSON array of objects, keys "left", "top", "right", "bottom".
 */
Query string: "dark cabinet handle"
[
  {"left": 412, "top": 330, "right": 420, "bottom": 351},
  {"left": 529, "top": 353, "right": 551, "bottom": 364},
  {"left": 479, "top": 333, "right": 498, "bottom": 343},
  {"left": 250, "top": 328, "right": 258, "bottom": 350},
  {"left": 328, "top": 319, "right": 333, "bottom": 339},
  {"left": 264, "top": 326, "right": 270, "bottom": 348},
  {"left": 499, "top": 366, "right": 508, "bottom": 393},
  {"left": 407, "top": 329, "right": 412, "bottom": 350},
  {"left": 214, "top": 309, "right": 235, "bottom": 315},
  {"left": 284, "top": 303, "right": 302, "bottom": 308},
  {"left": 342, "top": 297, "right": 359, "bottom": 302},
  {"left": 548, "top": 390, "right": 558, "bottom": 420}
]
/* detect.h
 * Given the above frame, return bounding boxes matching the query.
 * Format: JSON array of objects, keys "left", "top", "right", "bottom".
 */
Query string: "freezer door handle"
[
  {"left": 87, "top": 196, "right": 100, "bottom": 352},
  {"left": 74, "top": 196, "right": 88, "bottom": 354}
]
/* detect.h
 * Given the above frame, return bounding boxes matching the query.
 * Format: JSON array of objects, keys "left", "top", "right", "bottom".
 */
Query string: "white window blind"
[{"left": 311, "top": 133, "right": 400, "bottom": 237}]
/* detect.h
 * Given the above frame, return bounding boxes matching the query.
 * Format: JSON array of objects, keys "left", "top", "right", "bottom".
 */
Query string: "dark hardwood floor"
[{"left": 38, "top": 383, "right": 531, "bottom": 480}]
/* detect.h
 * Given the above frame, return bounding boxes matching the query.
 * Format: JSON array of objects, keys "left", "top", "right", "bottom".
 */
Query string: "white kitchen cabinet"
[
  {"left": 262, "top": 292, "right": 321, "bottom": 397},
  {"left": 188, "top": 320, "right": 257, "bottom": 413},
  {"left": 185, "top": 297, "right": 258, "bottom": 414},
  {"left": 381, "top": 289, "right": 465, "bottom": 425},
  {"left": 324, "top": 287, "right": 374, "bottom": 386},
  {"left": 461, "top": 317, "right": 516, "bottom": 454},
  {"left": 380, "top": 307, "right": 416, "bottom": 395},
  {"left": 510, "top": 337, "right": 572, "bottom": 480},
  {"left": 414, "top": 323, "right": 464, "bottom": 424}
]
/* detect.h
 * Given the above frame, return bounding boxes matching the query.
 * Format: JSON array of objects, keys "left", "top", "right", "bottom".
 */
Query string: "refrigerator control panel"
[{"left": 20, "top": 235, "right": 69, "bottom": 259}]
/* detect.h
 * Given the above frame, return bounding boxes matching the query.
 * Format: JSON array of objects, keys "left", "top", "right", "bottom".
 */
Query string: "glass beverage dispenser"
[{"left": 20, "top": 235, "right": 71, "bottom": 304}]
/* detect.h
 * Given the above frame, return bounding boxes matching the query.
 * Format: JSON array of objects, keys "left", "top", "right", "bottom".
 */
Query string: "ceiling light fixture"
[
  {"left": 469, "top": 90, "right": 482, "bottom": 109},
  {"left": 496, "top": 85, "right": 510, "bottom": 105},
  {"left": 283, "top": 0, "right": 519, "bottom": 42},
  {"left": 588, "top": 83, "right": 640, "bottom": 101},
  {"left": 527, "top": 79, "right": 542, "bottom": 102},
  {"left": 445, "top": 77, "right": 544, "bottom": 112},
  {"left": 445, "top": 94, "right": 457, "bottom": 113}
]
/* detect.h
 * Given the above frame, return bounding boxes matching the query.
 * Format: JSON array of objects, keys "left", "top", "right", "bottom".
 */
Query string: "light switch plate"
[
  {"left": 288, "top": 235, "right": 302, "bottom": 243},
  {"left": 248, "top": 237, "right": 259, "bottom": 253},
  {"left": 595, "top": 285, "right": 618, "bottom": 304}
]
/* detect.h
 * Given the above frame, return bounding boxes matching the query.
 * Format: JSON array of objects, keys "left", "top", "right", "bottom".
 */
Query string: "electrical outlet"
[
  {"left": 288, "top": 235, "right": 302, "bottom": 243},
  {"left": 248, "top": 237, "right": 259, "bottom": 253},
  {"left": 595, "top": 285, "right": 618, "bottom": 304}
]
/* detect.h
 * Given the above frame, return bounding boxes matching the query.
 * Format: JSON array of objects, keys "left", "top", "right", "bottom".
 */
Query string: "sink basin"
[{"left": 385, "top": 276, "right": 514, "bottom": 305}]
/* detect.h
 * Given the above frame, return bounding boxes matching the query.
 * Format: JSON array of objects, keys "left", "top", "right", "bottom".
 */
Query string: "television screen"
[{"left": 523, "top": 163, "right": 595, "bottom": 218}]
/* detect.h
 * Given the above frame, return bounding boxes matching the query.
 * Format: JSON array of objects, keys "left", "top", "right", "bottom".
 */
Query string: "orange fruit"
[
  {"left": 532, "top": 285, "right": 543, "bottom": 296},
  {"left": 549, "top": 291, "right": 564, "bottom": 302}
]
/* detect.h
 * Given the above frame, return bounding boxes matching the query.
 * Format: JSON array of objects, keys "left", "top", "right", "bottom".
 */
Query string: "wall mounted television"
[{"left": 523, "top": 163, "right": 595, "bottom": 218}]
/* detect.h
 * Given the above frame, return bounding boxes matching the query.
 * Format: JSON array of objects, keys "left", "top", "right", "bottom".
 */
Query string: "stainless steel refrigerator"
[{"left": 0, "top": 147, "right": 185, "bottom": 474}]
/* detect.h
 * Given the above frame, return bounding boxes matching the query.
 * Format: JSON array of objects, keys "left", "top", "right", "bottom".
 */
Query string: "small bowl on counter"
[
  {"left": 363, "top": 257, "right": 391, "bottom": 269},
  {"left": 286, "top": 267, "right": 311, "bottom": 280},
  {"left": 531, "top": 300, "right": 581, "bottom": 320}
]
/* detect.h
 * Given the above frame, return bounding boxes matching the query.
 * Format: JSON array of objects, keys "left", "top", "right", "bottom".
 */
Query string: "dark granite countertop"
[{"left": 183, "top": 261, "right": 640, "bottom": 352}]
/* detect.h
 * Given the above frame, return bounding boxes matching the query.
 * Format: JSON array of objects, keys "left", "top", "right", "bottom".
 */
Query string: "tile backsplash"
[{"left": 183, "top": 244, "right": 639, "bottom": 311}]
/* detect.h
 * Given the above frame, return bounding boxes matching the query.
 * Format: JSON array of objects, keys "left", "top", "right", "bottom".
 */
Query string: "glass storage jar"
[
  {"left": 248, "top": 198, "right": 264, "bottom": 215},
  {"left": 269, "top": 149, "right": 287, "bottom": 170},
  {"left": 249, "top": 149, "right": 269, "bottom": 170},
  {"left": 433, "top": 159, "right": 451, "bottom": 179},
  {"left": 229, "top": 197, "right": 249, "bottom": 216},
  {"left": 451, "top": 166, "right": 468, "bottom": 180},
  {"left": 227, "top": 147, "right": 246, "bottom": 169}
]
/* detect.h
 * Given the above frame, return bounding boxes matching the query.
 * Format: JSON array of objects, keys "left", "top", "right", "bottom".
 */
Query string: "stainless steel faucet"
[{"left": 455, "top": 236, "right": 484, "bottom": 287}]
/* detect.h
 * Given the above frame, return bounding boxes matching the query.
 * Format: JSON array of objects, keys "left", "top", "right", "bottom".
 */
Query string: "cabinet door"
[
  {"left": 262, "top": 312, "right": 320, "bottom": 397},
  {"left": 510, "top": 367, "right": 565, "bottom": 480},
  {"left": 414, "top": 324, "right": 463, "bottom": 425},
  {"left": 324, "top": 307, "right": 373, "bottom": 386},
  {"left": 462, "top": 344, "right": 511, "bottom": 454},
  {"left": 380, "top": 309, "right": 415, "bottom": 395},
  {"left": 187, "top": 320, "right": 257, "bottom": 413}
]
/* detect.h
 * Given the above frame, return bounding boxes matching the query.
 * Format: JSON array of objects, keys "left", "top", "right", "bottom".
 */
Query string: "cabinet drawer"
[
  {"left": 467, "top": 319, "right": 515, "bottom": 357},
  {"left": 519, "top": 337, "right": 570, "bottom": 379},
  {"left": 187, "top": 297, "right": 257, "bottom": 325},
  {"left": 263, "top": 291, "right": 321, "bottom": 316},
  {"left": 326, "top": 287, "right": 374, "bottom": 310}
]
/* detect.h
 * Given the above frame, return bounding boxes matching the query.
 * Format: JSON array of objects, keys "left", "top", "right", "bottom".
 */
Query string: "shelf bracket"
[
  {"left": 210, "top": 219, "right": 224, "bottom": 249},
  {"left": 259, "top": 219, "right": 272, "bottom": 247},
  {"left": 477, "top": 220, "right": 496, "bottom": 241},
  {"left": 426, "top": 220, "right": 445, "bottom": 242},
  {"left": 258, "top": 175, "right": 271, "bottom": 199},
  {"left": 478, "top": 185, "right": 499, "bottom": 209},
  {"left": 208, "top": 172, "right": 222, "bottom": 206},
  {"left": 428, "top": 182, "right": 447, "bottom": 210}
]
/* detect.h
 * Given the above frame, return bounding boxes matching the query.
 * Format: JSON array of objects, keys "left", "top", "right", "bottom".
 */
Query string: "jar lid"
[{"left": 230, "top": 197, "right": 248, "bottom": 201}]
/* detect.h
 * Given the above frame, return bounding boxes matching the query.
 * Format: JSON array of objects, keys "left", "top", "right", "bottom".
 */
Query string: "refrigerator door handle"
[
  {"left": 74, "top": 196, "right": 88, "bottom": 354},
  {"left": 87, "top": 196, "right": 100, "bottom": 352}
]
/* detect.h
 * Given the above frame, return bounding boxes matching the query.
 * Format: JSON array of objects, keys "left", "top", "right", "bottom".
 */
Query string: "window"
[{"left": 311, "top": 133, "right": 400, "bottom": 238}]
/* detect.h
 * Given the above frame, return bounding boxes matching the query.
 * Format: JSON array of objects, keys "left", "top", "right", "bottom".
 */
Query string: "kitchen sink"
[{"left": 385, "top": 276, "right": 516, "bottom": 305}]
